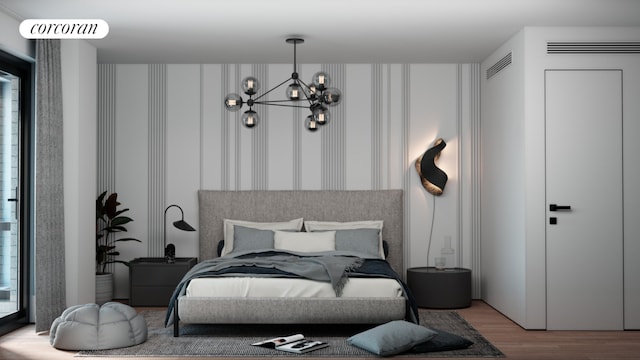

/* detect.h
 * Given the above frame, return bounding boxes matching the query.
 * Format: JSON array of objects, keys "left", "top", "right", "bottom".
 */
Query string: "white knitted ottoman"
[{"left": 49, "top": 302, "right": 147, "bottom": 350}]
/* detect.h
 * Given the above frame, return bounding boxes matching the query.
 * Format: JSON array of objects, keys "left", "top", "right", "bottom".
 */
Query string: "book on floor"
[{"left": 252, "top": 334, "right": 329, "bottom": 353}]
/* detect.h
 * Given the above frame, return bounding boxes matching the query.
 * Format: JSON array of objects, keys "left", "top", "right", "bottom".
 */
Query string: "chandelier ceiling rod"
[{"left": 223, "top": 37, "right": 342, "bottom": 132}]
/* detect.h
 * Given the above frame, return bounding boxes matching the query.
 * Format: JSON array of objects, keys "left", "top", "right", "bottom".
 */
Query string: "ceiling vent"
[
  {"left": 547, "top": 42, "right": 640, "bottom": 54},
  {"left": 486, "top": 52, "right": 512, "bottom": 80}
]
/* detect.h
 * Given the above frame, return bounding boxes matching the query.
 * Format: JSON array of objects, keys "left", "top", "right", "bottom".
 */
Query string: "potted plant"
[{"left": 96, "top": 191, "right": 141, "bottom": 304}]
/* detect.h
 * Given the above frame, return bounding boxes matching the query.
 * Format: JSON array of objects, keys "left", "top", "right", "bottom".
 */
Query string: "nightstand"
[
  {"left": 407, "top": 267, "right": 471, "bottom": 309},
  {"left": 129, "top": 257, "right": 197, "bottom": 306}
]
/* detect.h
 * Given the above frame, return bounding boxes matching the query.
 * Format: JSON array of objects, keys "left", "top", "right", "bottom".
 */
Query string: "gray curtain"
[{"left": 35, "top": 39, "right": 66, "bottom": 332}]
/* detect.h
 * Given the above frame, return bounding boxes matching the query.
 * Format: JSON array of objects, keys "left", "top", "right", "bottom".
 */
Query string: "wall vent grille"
[
  {"left": 486, "top": 52, "right": 512, "bottom": 80},
  {"left": 547, "top": 42, "right": 640, "bottom": 54}
]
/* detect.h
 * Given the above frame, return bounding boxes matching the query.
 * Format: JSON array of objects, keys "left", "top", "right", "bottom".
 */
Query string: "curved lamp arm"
[{"left": 163, "top": 204, "right": 196, "bottom": 262}]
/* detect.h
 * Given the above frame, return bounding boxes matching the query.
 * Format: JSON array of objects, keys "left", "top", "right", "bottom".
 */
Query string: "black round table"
[{"left": 406, "top": 267, "right": 472, "bottom": 309}]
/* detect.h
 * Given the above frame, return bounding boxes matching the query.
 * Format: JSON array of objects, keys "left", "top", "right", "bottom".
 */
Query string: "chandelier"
[{"left": 223, "top": 38, "right": 342, "bottom": 132}]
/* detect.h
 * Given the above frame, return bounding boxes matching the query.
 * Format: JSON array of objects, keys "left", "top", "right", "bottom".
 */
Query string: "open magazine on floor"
[{"left": 252, "top": 334, "right": 329, "bottom": 354}]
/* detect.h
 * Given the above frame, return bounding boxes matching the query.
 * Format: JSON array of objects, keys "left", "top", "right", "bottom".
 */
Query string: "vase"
[{"left": 95, "top": 272, "right": 113, "bottom": 305}]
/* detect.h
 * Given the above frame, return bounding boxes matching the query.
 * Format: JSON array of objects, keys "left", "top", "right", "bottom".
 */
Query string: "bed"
[{"left": 167, "top": 190, "right": 414, "bottom": 337}]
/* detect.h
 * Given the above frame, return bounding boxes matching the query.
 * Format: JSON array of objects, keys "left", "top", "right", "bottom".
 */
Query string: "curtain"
[{"left": 34, "top": 39, "right": 66, "bottom": 332}]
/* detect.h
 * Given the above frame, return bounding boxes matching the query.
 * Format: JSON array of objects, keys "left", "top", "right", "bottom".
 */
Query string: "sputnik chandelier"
[{"left": 224, "top": 38, "right": 342, "bottom": 132}]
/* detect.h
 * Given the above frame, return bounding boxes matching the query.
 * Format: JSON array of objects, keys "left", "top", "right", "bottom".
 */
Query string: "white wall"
[
  {"left": 481, "top": 26, "right": 640, "bottom": 329},
  {"left": 480, "top": 30, "right": 529, "bottom": 327},
  {"left": 98, "top": 63, "right": 481, "bottom": 299},
  {"left": 61, "top": 40, "right": 97, "bottom": 306}
]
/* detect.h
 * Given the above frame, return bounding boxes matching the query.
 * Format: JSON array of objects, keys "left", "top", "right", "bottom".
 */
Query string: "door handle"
[
  {"left": 549, "top": 204, "right": 571, "bottom": 212},
  {"left": 7, "top": 187, "right": 17, "bottom": 203}
]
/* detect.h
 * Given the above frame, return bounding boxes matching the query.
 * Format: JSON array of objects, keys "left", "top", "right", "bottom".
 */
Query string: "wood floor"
[{"left": 0, "top": 300, "right": 639, "bottom": 360}]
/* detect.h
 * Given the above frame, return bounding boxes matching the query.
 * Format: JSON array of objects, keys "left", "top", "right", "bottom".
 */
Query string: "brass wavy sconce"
[{"left": 415, "top": 138, "right": 448, "bottom": 196}]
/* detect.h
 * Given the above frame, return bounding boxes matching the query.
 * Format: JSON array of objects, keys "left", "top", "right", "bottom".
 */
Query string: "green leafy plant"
[{"left": 96, "top": 191, "right": 141, "bottom": 274}]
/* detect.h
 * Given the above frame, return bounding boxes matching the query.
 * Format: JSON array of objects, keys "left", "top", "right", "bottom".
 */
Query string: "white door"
[{"left": 545, "top": 70, "right": 623, "bottom": 330}]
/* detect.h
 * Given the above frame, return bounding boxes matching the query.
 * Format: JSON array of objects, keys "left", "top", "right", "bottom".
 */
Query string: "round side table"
[{"left": 407, "top": 267, "right": 471, "bottom": 309}]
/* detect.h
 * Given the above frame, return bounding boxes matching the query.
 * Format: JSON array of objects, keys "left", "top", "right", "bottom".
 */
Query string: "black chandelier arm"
[
  {"left": 295, "top": 78, "right": 320, "bottom": 106},
  {"left": 297, "top": 78, "right": 312, "bottom": 91},
  {"left": 252, "top": 76, "right": 293, "bottom": 102},
  {"left": 251, "top": 100, "right": 310, "bottom": 109}
]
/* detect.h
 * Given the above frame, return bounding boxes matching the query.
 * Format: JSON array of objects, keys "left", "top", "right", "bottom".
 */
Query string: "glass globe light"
[
  {"left": 305, "top": 115, "right": 319, "bottom": 132},
  {"left": 286, "top": 83, "right": 302, "bottom": 100},
  {"left": 224, "top": 93, "right": 243, "bottom": 111},
  {"left": 306, "top": 83, "right": 318, "bottom": 100},
  {"left": 312, "top": 72, "right": 330, "bottom": 91},
  {"left": 322, "top": 87, "right": 342, "bottom": 106},
  {"left": 313, "top": 106, "right": 330, "bottom": 125},
  {"left": 241, "top": 76, "right": 259, "bottom": 95},
  {"left": 242, "top": 110, "right": 259, "bottom": 128}
]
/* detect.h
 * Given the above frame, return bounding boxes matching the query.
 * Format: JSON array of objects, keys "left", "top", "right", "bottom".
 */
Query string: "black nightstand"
[
  {"left": 407, "top": 267, "right": 471, "bottom": 309},
  {"left": 129, "top": 257, "right": 197, "bottom": 306}
]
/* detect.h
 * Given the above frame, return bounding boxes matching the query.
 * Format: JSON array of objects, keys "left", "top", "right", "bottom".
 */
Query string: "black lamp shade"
[
  {"left": 416, "top": 138, "right": 448, "bottom": 196},
  {"left": 173, "top": 219, "right": 196, "bottom": 232}
]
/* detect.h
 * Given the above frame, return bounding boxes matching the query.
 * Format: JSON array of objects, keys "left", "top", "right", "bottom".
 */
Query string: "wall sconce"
[
  {"left": 415, "top": 138, "right": 448, "bottom": 196},
  {"left": 416, "top": 138, "right": 448, "bottom": 269},
  {"left": 164, "top": 204, "right": 196, "bottom": 263}
]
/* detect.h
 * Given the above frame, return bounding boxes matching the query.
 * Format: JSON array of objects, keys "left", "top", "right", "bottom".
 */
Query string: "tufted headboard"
[{"left": 198, "top": 190, "right": 404, "bottom": 276}]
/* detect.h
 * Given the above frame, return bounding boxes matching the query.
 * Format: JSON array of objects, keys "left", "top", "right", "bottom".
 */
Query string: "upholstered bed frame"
[{"left": 174, "top": 190, "right": 405, "bottom": 335}]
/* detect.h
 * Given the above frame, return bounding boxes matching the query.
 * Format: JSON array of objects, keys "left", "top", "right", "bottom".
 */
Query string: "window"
[{"left": 0, "top": 49, "right": 33, "bottom": 336}]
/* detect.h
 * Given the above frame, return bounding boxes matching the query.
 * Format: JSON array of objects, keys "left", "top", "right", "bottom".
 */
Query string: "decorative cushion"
[
  {"left": 410, "top": 329, "right": 474, "bottom": 353},
  {"left": 347, "top": 320, "right": 437, "bottom": 356},
  {"left": 49, "top": 302, "right": 147, "bottom": 350},
  {"left": 230, "top": 225, "right": 275, "bottom": 253},
  {"left": 274, "top": 230, "right": 336, "bottom": 252},
  {"left": 221, "top": 218, "right": 303, "bottom": 256},
  {"left": 334, "top": 228, "right": 381, "bottom": 258},
  {"left": 304, "top": 220, "right": 385, "bottom": 259}
]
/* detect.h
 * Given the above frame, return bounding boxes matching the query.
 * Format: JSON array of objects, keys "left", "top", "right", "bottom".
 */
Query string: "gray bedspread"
[{"left": 165, "top": 250, "right": 365, "bottom": 326}]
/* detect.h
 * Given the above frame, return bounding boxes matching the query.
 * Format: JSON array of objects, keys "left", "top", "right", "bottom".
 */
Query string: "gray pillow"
[
  {"left": 347, "top": 320, "right": 437, "bottom": 356},
  {"left": 231, "top": 225, "right": 275, "bottom": 253},
  {"left": 334, "top": 228, "right": 381, "bottom": 258},
  {"left": 410, "top": 329, "right": 473, "bottom": 353}
]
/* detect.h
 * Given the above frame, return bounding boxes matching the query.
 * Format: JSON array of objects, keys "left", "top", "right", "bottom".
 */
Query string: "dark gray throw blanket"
[{"left": 165, "top": 251, "right": 364, "bottom": 326}]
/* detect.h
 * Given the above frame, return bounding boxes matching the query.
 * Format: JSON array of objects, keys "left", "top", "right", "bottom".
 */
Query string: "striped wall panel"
[
  {"left": 147, "top": 64, "right": 166, "bottom": 256},
  {"left": 97, "top": 64, "right": 116, "bottom": 195},
  {"left": 97, "top": 62, "right": 482, "bottom": 292},
  {"left": 401, "top": 64, "right": 411, "bottom": 274},
  {"left": 97, "top": 64, "right": 116, "bottom": 274},
  {"left": 371, "top": 64, "right": 383, "bottom": 190},
  {"left": 321, "top": 64, "right": 346, "bottom": 190},
  {"left": 252, "top": 64, "right": 268, "bottom": 190}
]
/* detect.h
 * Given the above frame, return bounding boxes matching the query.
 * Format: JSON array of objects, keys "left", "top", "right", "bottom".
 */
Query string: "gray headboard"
[{"left": 198, "top": 190, "right": 404, "bottom": 275}]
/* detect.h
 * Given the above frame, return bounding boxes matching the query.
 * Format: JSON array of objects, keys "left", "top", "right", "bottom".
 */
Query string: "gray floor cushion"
[{"left": 49, "top": 302, "right": 147, "bottom": 350}]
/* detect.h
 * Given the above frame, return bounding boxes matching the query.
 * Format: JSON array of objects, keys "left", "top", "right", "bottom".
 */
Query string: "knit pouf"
[{"left": 49, "top": 302, "right": 147, "bottom": 350}]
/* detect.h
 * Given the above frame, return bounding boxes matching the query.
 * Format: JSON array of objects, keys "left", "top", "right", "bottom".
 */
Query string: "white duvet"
[{"left": 186, "top": 277, "right": 403, "bottom": 298}]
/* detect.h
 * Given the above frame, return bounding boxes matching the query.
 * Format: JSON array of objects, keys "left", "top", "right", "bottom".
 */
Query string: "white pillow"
[
  {"left": 274, "top": 230, "right": 336, "bottom": 253},
  {"left": 222, "top": 218, "right": 303, "bottom": 256},
  {"left": 304, "top": 220, "right": 385, "bottom": 259}
]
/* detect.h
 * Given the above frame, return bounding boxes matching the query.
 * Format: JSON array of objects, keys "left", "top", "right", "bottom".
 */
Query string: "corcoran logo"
[{"left": 19, "top": 19, "right": 109, "bottom": 39}]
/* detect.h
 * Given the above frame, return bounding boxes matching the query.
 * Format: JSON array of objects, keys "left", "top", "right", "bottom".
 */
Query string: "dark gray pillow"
[
  {"left": 347, "top": 320, "right": 437, "bottom": 356},
  {"left": 231, "top": 225, "right": 274, "bottom": 253},
  {"left": 334, "top": 228, "right": 381, "bottom": 258},
  {"left": 410, "top": 329, "right": 473, "bottom": 353}
]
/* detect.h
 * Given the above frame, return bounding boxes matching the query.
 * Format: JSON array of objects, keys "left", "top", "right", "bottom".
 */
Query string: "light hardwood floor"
[{"left": 0, "top": 300, "right": 639, "bottom": 360}]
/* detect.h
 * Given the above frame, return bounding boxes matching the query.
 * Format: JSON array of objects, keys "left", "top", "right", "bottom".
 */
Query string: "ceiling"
[{"left": 1, "top": 0, "right": 640, "bottom": 64}]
